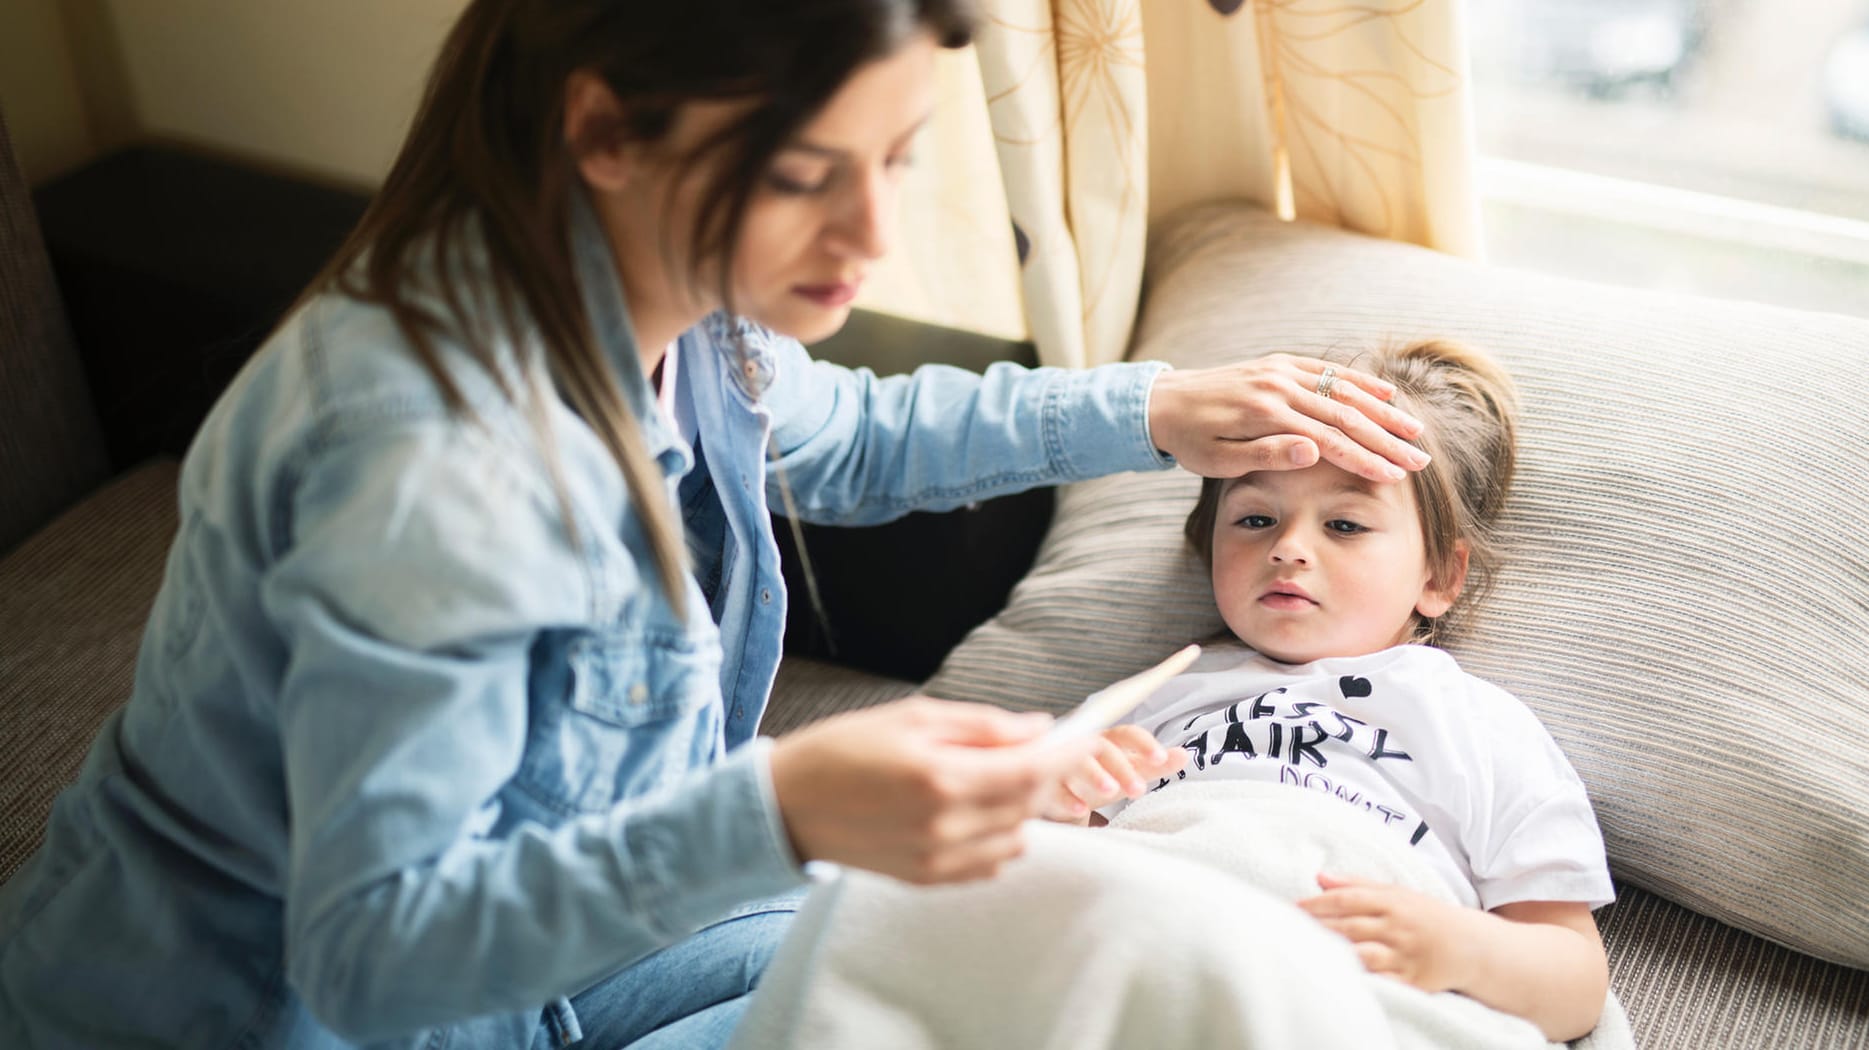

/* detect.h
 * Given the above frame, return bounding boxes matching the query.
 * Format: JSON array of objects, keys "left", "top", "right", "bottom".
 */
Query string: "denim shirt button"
[
  {"left": 760, "top": 588, "right": 771, "bottom": 605},
  {"left": 628, "top": 683, "right": 648, "bottom": 705}
]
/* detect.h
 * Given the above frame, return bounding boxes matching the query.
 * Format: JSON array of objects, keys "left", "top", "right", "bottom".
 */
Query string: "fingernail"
[
  {"left": 1408, "top": 449, "right": 1431, "bottom": 468},
  {"left": 1099, "top": 777, "right": 1118, "bottom": 794},
  {"left": 1385, "top": 465, "right": 1406, "bottom": 481},
  {"left": 1290, "top": 445, "right": 1312, "bottom": 466}
]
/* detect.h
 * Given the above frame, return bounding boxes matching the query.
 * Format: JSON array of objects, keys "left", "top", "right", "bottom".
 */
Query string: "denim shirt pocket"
[
  {"left": 516, "top": 625, "right": 725, "bottom": 817},
  {"left": 566, "top": 630, "right": 708, "bottom": 727}
]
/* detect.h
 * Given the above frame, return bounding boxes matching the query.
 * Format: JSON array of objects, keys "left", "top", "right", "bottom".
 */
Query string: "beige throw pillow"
[{"left": 926, "top": 201, "right": 1869, "bottom": 968}]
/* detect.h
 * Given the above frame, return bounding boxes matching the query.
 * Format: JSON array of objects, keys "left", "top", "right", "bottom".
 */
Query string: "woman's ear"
[
  {"left": 564, "top": 70, "right": 633, "bottom": 191},
  {"left": 1416, "top": 539, "right": 1469, "bottom": 620}
]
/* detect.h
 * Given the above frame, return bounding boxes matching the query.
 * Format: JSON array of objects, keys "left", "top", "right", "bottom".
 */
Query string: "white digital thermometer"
[{"left": 1044, "top": 644, "right": 1201, "bottom": 744}]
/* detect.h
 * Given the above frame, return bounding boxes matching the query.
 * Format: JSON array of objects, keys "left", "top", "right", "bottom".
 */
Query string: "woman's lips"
[{"left": 793, "top": 281, "right": 860, "bottom": 307}]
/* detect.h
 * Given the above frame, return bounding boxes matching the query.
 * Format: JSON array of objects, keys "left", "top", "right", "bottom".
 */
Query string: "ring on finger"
[{"left": 1315, "top": 366, "right": 1340, "bottom": 400}]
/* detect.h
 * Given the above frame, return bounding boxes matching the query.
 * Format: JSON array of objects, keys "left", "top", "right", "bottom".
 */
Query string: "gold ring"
[{"left": 1315, "top": 366, "right": 1339, "bottom": 400}]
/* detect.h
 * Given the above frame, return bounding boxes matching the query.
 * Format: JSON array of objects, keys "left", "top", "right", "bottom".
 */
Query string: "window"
[{"left": 1467, "top": 0, "right": 1869, "bottom": 319}]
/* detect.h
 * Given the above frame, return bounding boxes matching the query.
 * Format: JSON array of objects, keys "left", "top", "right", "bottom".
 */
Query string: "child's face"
[{"left": 1210, "top": 464, "right": 1460, "bottom": 664}]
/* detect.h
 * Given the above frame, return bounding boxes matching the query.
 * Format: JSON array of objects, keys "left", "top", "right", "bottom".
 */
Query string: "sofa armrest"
[{"left": 33, "top": 143, "right": 370, "bottom": 471}]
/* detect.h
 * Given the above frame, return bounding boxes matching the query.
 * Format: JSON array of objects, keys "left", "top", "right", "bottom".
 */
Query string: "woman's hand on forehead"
[{"left": 1147, "top": 354, "right": 1430, "bottom": 483}]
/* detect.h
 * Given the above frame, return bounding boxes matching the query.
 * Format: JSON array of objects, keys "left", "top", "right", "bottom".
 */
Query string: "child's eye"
[
  {"left": 1325, "top": 519, "right": 1367, "bottom": 535},
  {"left": 1234, "top": 515, "right": 1275, "bottom": 529}
]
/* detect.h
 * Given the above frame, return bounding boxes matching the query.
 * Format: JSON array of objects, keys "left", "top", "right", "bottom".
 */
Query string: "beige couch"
[{"left": 4, "top": 98, "right": 1865, "bottom": 1046}]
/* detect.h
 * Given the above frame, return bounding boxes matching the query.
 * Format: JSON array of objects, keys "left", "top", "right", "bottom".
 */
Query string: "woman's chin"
[{"left": 755, "top": 301, "right": 854, "bottom": 346}]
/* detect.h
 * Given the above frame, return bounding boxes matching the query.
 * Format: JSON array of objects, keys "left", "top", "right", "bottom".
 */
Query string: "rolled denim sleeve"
[
  {"left": 260, "top": 419, "right": 802, "bottom": 1042},
  {"left": 764, "top": 333, "right": 1173, "bottom": 526}
]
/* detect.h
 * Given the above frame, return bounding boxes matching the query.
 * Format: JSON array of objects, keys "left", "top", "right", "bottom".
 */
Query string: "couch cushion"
[
  {"left": 926, "top": 202, "right": 1869, "bottom": 969},
  {"left": 762, "top": 656, "right": 921, "bottom": 738},
  {"left": 1598, "top": 883, "right": 1869, "bottom": 1048},
  {"left": 0, "top": 459, "right": 179, "bottom": 883}
]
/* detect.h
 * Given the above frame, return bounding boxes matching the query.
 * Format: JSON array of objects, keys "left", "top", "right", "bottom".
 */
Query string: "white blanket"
[{"left": 730, "top": 781, "right": 1634, "bottom": 1050}]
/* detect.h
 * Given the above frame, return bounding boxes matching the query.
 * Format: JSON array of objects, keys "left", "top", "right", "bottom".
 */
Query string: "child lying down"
[
  {"left": 731, "top": 341, "right": 1620, "bottom": 1049},
  {"left": 1050, "top": 339, "right": 1612, "bottom": 1042}
]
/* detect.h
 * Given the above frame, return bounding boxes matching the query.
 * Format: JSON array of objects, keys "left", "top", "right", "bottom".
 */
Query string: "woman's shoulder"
[
  {"left": 286, "top": 290, "right": 531, "bottom": 427},
  {"left": 182, "top": 291, "right": 551, "bottom": 537}
]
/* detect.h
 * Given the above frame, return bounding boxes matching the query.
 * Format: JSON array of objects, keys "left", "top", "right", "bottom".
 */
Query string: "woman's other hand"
[
  {"left": 1148, "top": 354, "right": 1430, "bottom": 483},
  {"left": 769, "top": 699, "right": 1089, "bottom": 884},
  {"left": 1041, "top": 726, "right": 1188, "bottom": 824}
]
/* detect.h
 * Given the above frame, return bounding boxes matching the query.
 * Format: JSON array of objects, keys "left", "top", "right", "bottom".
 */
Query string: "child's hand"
[
  {"left": 1040, "top": 726, "right": 1188, "bottom": 823},
  {"left": 1296, "top": 873, "right": 1478, "bottom": 993}
]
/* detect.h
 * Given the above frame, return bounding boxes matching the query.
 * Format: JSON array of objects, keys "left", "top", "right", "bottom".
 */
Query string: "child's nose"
[{"left": 1268, "top": 531, "right": 1312, "bottom": 565}]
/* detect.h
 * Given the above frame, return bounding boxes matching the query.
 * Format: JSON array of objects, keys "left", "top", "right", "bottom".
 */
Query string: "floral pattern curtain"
[{"left": 855, "top": 0, "right": 1481, "bottom": 368}]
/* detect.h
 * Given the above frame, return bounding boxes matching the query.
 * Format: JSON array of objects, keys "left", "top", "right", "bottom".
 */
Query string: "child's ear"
[
  {"left": 1416, "top": 540, "right": 1469, "bottom": 620},
  {"left": 565, "top": 70, "right": 635, "bottom": 192}
]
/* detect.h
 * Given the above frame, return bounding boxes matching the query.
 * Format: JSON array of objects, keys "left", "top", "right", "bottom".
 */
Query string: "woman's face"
[
  {"left": 604, "top": 31, "right": 938, "bottom": 345},
  {"left": 732, "top": 32, "right": 936, "bottom": 342}
]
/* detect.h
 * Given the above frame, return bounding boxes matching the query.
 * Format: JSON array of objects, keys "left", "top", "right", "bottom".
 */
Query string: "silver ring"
[{"left": 1315, "top": 366, "right": 1339, "bottom": 400}]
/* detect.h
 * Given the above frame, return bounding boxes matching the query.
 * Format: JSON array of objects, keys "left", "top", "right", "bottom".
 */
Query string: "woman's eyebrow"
[{"left": 786, "top": 113, "right": 934, "bottom": 160}]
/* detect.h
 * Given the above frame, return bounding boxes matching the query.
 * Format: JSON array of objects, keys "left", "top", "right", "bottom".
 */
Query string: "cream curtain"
[{"left": 856, "top": 0, "right": 1481, "bottom": 368}]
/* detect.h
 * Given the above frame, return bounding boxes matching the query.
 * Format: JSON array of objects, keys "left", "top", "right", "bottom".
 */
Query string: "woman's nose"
[{"left": 829, "top": 166, "right": 893, "bottom": 260}]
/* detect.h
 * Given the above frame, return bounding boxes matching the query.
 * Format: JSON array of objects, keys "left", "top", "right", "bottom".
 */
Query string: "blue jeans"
[{"left": 434, "top": 890, "right": 802, "bottom": 1050}]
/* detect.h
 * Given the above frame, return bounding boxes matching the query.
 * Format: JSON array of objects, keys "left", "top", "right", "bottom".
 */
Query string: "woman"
[{"left": 0, "top": 1, "right": 1427, "bottom": 1047}]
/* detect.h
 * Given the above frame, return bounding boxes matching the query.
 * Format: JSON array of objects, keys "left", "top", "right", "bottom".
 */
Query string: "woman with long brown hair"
[{"left": 0, "top": 1, "right": 1428, "bottom": 1047}]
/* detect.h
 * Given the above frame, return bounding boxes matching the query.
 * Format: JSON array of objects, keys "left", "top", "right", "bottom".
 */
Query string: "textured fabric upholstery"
[
  {"left": 0, "top": 460, "right": 180, "bottom": 883},
  {"left": 763, "top": 656, "right": 921, "bottom": 737},
  {"left": 0, "top": 109, "right": 110, "bottom": 555},
  {"left": 1600, "top": 884, "right": 1868, "bottom": 1048},
  {"left": 927, "top": 201, "right": 1869, "bottom": 970}
]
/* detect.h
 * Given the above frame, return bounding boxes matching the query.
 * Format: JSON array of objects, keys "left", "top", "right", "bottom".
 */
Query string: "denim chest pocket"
[
  {"left": 567, "top": 630, "right": 712, "bottom": 726},
  {"left": 517, "top": 627, "right": 725, "bottom": 816}
]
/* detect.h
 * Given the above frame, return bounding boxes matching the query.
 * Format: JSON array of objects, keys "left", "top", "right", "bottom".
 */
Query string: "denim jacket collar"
[{"left": 568, "top": 187, "right": 692, "bottom": 480}]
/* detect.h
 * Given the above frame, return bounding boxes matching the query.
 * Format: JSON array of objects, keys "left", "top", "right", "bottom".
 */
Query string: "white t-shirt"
[{"left": 1104, "top": 643, "right": 1615, "bottom": 911}]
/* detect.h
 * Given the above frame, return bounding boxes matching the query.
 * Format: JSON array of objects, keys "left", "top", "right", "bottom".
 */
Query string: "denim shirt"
[{"left": 0, "top": 195, "right": 1172, "bottom": 1049}]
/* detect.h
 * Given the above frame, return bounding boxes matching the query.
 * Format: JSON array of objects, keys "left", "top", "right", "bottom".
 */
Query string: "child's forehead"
[{"left": 1223, "top": 463, "right": 1386, "bottom": 500}]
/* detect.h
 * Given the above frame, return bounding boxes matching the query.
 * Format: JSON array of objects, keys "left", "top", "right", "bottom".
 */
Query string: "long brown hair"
[
  {"left": 1185, "top": 340, "right": 1520, "bottom": 646},
  {"left": 307, "top": 0, "right": 976, "bottom": 610}
]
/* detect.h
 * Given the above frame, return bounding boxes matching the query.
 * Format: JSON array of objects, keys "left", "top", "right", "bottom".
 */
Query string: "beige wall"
[
  {"left": 4, "top": 1, "right": 465, "bottom": 188},
  {"left": 0, "top": 0, "right": 96, "bottom": 184},
  {"left": 101, "top": 0, "right": 467, "bottom": 187}
]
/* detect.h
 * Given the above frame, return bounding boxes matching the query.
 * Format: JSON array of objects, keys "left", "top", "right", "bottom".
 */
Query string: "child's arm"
[
  {"left": 1040, "top": 726, "right": 1188, "bottom": 824},
  {"left": 1297, "top": 874, "right": 1608, "bottom": 1042}
]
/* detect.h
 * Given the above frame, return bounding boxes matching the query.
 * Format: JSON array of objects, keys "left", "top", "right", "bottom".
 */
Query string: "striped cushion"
[
  {"left": 1599, "top": 883, "right": 1869, "bottom": 1048},
  {"left": 0, "top": 460, "right": 180, "bottom": 884},
  {"left": 763, "top": 656, "right": 921, "bottom": 737},
  {"left": 928, "top": 202, "right": 1869, "bottom": 969}
]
